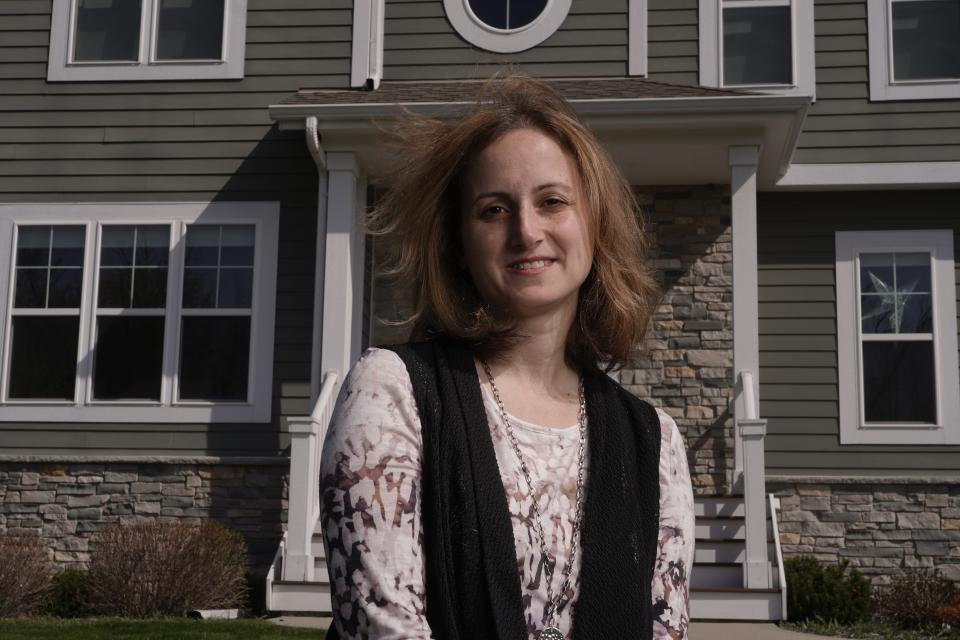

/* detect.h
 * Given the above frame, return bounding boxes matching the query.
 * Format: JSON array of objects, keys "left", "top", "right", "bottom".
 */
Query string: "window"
[
  {"left": 835, "top": 230, "right": 960, "bottom": 444},
  {"left": 0, "top": 202, "right": 279, "bottom": 423},
  {"left": 47, "top": 0, "right": 248, "bottom": 82},
  {"left": 867, "top": 0, "right": 960, "bottom": 100},
  {"left": 443, "top": 0, "right": 572, "bottom": 53},
  {"left": 699, "top": 0, "right": 815, "bottom": 97}
]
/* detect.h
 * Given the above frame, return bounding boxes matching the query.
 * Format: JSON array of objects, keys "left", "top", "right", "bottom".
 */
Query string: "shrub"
[
  {"left": 936, "top": 594, "right": 960, "bottom": 628},
  {"left": 43, "top": 568, "right": 96, "bottom": 618},
  {"left": 785, "top": 555, "right": 872, "bottom": 624},
  {"left": 87, "top": 520, "right": 249, "bottom": 617},
  {"left": 0, "top": 532, "right": 54, "bottom": 618},
  {"left": 874, "top": 569, "right": 957, "bottom": 630}
]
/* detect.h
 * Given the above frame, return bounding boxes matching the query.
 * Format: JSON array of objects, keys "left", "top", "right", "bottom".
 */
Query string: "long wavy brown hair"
[{"left": 369, "top": 73, "right": 660, "bottom": 372}]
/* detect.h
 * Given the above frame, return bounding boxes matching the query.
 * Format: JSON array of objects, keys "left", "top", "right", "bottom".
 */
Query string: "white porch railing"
[
  {"left": 769, "top": 492, "right": 788, "bottom": 619},
  {"left": 282, "top": 371, "right": 339, "bottom": 582},
  {"left": 737, "top": 369, "right": 770, "bottom": 589}
]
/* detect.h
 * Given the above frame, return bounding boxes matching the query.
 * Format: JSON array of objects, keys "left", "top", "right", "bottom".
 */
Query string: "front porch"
[{"left": 264, "top": 78, "right": 810, "bottom": 621}]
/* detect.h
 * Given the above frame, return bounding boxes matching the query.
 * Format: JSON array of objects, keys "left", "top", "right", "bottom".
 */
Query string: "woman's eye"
[
  {"left": 481, "top": 205, "right": 506, "bottom": 217},
  {"left": 542, "top": 197, "right": 566, "bottom": 208}
]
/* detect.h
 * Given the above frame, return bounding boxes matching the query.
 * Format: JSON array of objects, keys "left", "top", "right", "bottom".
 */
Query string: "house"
[{"left": 0, "top": 0, "right": 958, "bottom": 624}]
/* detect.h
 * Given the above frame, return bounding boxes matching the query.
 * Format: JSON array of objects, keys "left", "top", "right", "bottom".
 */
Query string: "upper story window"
[
  {"left": 835, "top": 230, "right": 960, "bottom": 445},
  {"left": 47, "top": 0, "right": 248, "bottom": 82},
  {"left": 867, "top": 0, "right": 960, "bottom": 100},
  {"left": 443, "top": 0, "right": 572, "bottom": 53},
  {"left": 0, "top": 202, "right": 279, "bottom": 423},
  {"left": 699, "top": 0, "right": 815, "bottom": 97}
]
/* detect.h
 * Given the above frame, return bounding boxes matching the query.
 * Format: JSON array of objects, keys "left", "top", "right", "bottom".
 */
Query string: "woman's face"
[{"left": 460, "top": 127, "right": 594, "bottom": 322}]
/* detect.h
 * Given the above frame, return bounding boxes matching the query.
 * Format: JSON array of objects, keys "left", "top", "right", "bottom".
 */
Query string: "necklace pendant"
[{"left": 538, "top": 627, "right": 564, "bottom": 640}]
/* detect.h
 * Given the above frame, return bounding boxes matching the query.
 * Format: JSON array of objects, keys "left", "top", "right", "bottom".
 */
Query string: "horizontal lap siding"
[
  {"left": 796, "top": 0, "right": 960, "bottom": 163},
  {"left": 382, "top": 0, "right": 628, "bottom": 80},
  {"left": 758, "top": 191, "right": 960, "bottom": 475},
  {"left": 647, "top": 0, "right": 698, "bottom": 85},
  {"left": 0, "top": 0, "right": 352, "bottom": 456}
]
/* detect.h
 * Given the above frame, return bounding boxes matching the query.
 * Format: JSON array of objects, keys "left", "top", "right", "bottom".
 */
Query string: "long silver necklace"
[{"left": 482, "top": 361, "right": 587, "bottom": 640}]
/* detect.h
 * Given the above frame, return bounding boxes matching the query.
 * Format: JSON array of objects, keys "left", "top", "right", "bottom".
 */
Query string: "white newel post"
[
  {"left": 740, "top": 416, "right": 770, "bottom": 588},
  {"left": 284, "top": 416, "right": 316, "bottom": 581},
  {"left": 730, "top": 145, "right": 769, "bottom": 588}
]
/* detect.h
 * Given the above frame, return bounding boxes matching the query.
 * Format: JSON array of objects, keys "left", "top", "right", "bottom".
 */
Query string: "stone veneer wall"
[
  {"left": 620, "top": 186, "right": 734, "bottom": 496},
  {"left": 771, "top": 479, "right": 960, "bottom": 582},
  {"left": 0, "top": 462, "right": 288, "bottom": 570}
]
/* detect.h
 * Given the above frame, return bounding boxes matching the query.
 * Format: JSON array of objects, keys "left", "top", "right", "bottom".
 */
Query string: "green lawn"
[
  {"left": 782, "top": 620, "right": 960, "bottom": 640},
  {"left": 0, "top": 617, "right": 326, "bottom": 639}
]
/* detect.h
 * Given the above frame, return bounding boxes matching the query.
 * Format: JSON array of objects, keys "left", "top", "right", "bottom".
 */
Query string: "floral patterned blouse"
[{"left": 319, "top": 348, "right": 695, "bottom": 640}]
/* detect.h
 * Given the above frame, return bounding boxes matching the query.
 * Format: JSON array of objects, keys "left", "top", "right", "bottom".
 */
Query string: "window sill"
[{"left": 0, "top": 403, "right": 271, "bottom": 424}]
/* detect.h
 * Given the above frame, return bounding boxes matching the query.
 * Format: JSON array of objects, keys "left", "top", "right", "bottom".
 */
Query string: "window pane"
[
  {"left": 863, "top": 341, "right": 936, "bottom": 423},
  {"left": 93, "top": 316, "right": 164, "bottom": 400},
  {"left": 899, "top": 293, "right": 933, "bottom": 333},
  {"left": 185, "top": 226, "right": 219, "bottom": 266},
  {"left": 861, "top": 294, "right": 895, "bottom": 333},
  {"left": 48, "top": 268, "right": 83, "bottom": 308},
  {"left": 51, "top": 227, "right": 85, "bottom": 266},
  {"left": 218, "top": 268, "right": 253, "bottom": 308},
  {"left": 183, "top": 267, "right": 217, "bottom": 308},
  {"left": 74, "top": 0, "right": 143, "bottom": 62},
  {"left": 468, "top": 0, "right": 508, "bottom": 29},
  {"left": 220, "top": 226, "right": 255, "bottom": 266},
  {"left": 132, "top": 268, "right": 167, "bottom": 308},
  {"left": 723, "top": 5, "right": 792, "bottom": 85},
  {"left": 97, "top": 268, "right": 132, "bottom": 308},
  {"left": 179, "top": 316, "right": 250, "bottom": 401},
  {"left": 896, "top": 252, "right": 931, "bottom": 293},
  {"left": 892, "top": 0, "right": 960, "bottom": 81},
  {"left": 156, "top": 0, "right": 225, "bottom": 61},
  {"left": 16, "top": 227, "right": 51, "bottom": 267},
  {"left": 14, "top": 269, "right": 47, "bottom": 309},
  {"left": 8, "top": 317, "right": 79, "bottom": 400},
  {"left": 136, "top": 225, "right": 170, "bottom": 266},
  {"left": 101, "top": 226, "right": 135, "bottom": 267}
]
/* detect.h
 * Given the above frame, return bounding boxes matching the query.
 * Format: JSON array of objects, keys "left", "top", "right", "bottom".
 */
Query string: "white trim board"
[
  {"left": 835, "top": 229, "right": 960, "bottom": 445},
  {"left": 699, "top": 0, "right": 815, "bottom": 98},
  {"left": 442, "top": 0, "right": 572, "bottom": 53},
  {"left": 777, "top": 162, "right": 960, "bottom": 189},
  {"left": 47, "top": 0, "right": 247, "bottom": 82},
  {"left": 0, "top": 202, "right": 278, "bottom": 423},
  {"left": 867, "top": 0, "right": 960, "bottom": 101}
]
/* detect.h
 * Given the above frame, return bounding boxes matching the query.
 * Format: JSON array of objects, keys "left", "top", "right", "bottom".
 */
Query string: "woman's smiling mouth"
[{"left": 507, "top": 257, "right": 557, "bottom": 272}]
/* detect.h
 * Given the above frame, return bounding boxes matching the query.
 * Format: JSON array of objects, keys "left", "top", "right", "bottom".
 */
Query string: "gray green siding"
[
  {"left": 646, "top": 0, "right": 698, "bottom": 85},
  {"left": 758, "top": 191, "right": 960, "bottom": 475},
  {"left": 382, "top": 0, "right": 629, "bottom": 79},
  {"left": 0, "top": 0, "right": 353, "bottom": 457},
  {"left": 795, "top": 0, "right": 960, "bottom": 163}
]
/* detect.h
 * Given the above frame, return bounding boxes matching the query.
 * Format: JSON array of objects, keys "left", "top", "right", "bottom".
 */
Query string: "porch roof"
[{"left": 269, "top": 78, "right": 810, "bottom": 189}]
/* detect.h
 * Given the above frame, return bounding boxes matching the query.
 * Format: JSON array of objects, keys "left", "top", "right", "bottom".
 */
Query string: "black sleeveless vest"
[{"left": 328, "top": 339, "right": 661, "bottom": 639}]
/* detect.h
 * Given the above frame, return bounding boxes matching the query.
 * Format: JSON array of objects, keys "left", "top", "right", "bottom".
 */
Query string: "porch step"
[
  {"left": 690, "top": 587, "right": 782, "bottom": 620},
  {"left": 270, "top": 580, "right": 333, "bottom": 614}
]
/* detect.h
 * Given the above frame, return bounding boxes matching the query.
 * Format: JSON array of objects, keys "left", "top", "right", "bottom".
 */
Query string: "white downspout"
[{"left": 305, "top": 116, "right": 328, "bottom": 404}]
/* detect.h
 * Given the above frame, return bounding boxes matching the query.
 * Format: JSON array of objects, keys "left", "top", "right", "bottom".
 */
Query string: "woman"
[{"left": 319, "top": 75, "right": 695, "bottom": 640}]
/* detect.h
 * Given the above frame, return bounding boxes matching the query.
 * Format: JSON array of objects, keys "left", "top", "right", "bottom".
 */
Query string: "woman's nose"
[{"left": 510, "top": 203, "right": 543, "bottom": 248}]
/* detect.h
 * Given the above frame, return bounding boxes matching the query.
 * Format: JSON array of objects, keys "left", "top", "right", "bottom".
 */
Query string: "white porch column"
[
  {"left": 320, "top": 152, "right": 366, "bottom": 395},
  {"left": 730, "top": 145, "right": 761, "bottom": 482},
  {"left": 730, "top": 145, "right": 769, "bottom": 589}
]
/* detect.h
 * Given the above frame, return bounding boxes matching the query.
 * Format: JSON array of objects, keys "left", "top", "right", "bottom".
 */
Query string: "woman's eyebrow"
[{"left": 472, "top": 182, "right": 573, "bottom": 204}]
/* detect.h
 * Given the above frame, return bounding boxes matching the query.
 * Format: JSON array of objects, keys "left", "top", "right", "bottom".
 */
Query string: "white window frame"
[
  {"left": 699, "top": 0, "right": 815, "bottom": 97},
  {"left": 443, "top": 0, "right": 572, "bottom": 53},
  {"left": 0, "top": 202, "right": 279, "bottom": 423},
  {"left": 835, "top": 230, "right": 960, "bottom": 445},
  {"left": 47, "top": 0, "right": 247, "bottom": 82},
  {"left": 867, "top": 0, "right": 960, "bottom": 100}
]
